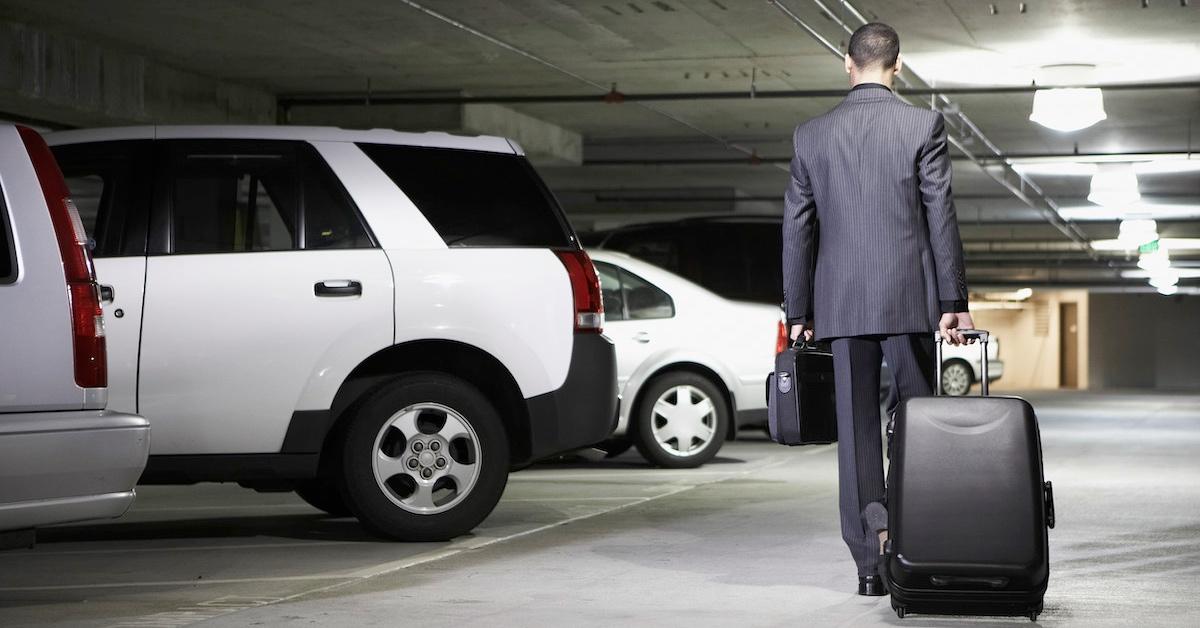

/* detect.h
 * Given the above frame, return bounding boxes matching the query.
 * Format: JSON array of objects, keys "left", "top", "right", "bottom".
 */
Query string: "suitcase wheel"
[
  {"left": 1029, "top": 611, "right": 1039, "bottom": 622},
  {"left": 895, "top": 606, "right": 906, "bottom": 619}
]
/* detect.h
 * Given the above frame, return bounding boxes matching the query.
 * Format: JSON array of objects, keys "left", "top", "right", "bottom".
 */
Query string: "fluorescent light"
[
  {"left": 1061, "top": 206, "right": 1200, "bottom": 221},
  {"left": 1088, "top": 164, "right": 1140, "bottom": 206},
  {"left": 1095, "top": 238, "right": 1200, "bottom": 251},
  {"left": 1158, "top": 285, "right": 1179, "bottom": 296},
  {"left": 1029, "top": 88, "right": 1107, "bottom": 132},
  {"left": 1010, "top": 156, "right": 1200, "bottom": 177},
  {"left": 1011, "top": 162, "right": 1098, "bottom": 177},
  {"left": 1133, "top": 159, "right": 1200, "bottom": 175},
  {"left": 977, "top": 288, "right": 1034, "bottom": 302},
  {"left": 1117, "top": 219, "right": 1158, "bottom": 249},
  {"left": 1121, "top": 268, "right": 1200, "bottom": 279}
]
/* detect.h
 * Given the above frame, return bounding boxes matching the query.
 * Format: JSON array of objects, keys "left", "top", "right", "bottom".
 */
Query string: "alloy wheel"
[{"left": 372, "top": 402, "right": 481, "bottom": 515}]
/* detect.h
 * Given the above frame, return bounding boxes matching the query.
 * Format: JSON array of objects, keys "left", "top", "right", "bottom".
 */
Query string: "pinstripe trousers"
[{"left": 832, "top": 333, "right": 936, "bottom": 576}]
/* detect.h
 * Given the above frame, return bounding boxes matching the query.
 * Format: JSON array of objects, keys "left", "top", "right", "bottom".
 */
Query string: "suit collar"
[{"left": 843, "top": 83, "right": 896, "bottom": 103}]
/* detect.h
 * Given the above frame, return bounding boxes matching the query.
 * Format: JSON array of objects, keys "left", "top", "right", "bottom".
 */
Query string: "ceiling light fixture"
[
  {"left": 1148, "top": 271, "right": 1179, "bottom": 289},
  {"left": 1088, "top": 163, "right": 1140, "bottom": 206},
  {"left": 1137, "top": 248, "right": 1171, "bottom": 272},
  {"left": 1029, "top": 88, "right": 1107, "bottom": 132},
  {"left": 1029, "top": 64, "right": 1107, "bottom": 132},
  {"left": 1117, "top": 219, "right": 1158, "bottom": 249}
]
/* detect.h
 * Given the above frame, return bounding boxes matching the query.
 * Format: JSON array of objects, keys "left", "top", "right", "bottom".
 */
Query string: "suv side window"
[
  {"left": 620, "top": 268, "right": 674, "bottom": 320},
  {"left": 53, "top": 140, "right": 153, "bottom": 258},
  {"left": 167, "top": 143, "right": 300, "bottom": 254},
  {"left": 300, "top": 147, "right": 374, "bottom": 250},
  {"left": 0, "top": 192, "right": 14, "bottom": 284},
  {"left": 594, "top": 261, "right": 625, "bottom": 322},
  {"left": 163, "top": 141, "right": 371, "bottom": 255}
]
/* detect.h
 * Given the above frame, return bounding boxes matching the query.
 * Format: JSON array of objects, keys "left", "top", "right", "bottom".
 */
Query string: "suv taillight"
[
  {"left": 775, "top": 319, "right": 788, "bottom": 355},
  {"left": 554, "top": 249, "right": 603, "bottom": 334},
  {"left": 18, "top": 126, "right": 107, "bottom": 388}
]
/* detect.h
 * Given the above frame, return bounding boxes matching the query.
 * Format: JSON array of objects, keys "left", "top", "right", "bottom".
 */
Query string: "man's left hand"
[{"left": 789, "top": 323, "right": 815, "bottom": 343}]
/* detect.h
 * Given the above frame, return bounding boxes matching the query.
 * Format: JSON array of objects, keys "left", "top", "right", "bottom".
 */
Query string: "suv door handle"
[
  {"left": 633, "top": 331, "right": 651, "bottom": 344},
  {"left": 99, "top": 284, "right": 115, "bottom": 304},
  {"left": 314, "top": 280, "right": 362, "bottom": 297}
]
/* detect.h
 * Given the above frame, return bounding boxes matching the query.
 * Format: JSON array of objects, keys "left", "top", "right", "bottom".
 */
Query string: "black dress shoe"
[{"left": 858, "top": 575, "right": 887, "bottom": 596}]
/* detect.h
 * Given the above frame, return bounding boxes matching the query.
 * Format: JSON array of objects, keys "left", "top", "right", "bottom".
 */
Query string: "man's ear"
[
  {"left": 894, "top": 54, "right": 904, "bottom": 76},
  {"left": 844, "top": 53, "right": 854, "bottom": 75}
]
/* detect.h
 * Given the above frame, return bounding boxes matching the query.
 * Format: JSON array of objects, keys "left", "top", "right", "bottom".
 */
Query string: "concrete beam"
[
  {"left": 286, "top": 99, "right": 582, "bottom": 166},
  {"left": 0, "top": 20, "right": 274, "bottom": 127}
]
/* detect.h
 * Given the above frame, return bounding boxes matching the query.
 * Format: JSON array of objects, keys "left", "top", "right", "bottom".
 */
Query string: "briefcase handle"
[{"left": 934, "top": 329, "right": 990, "bottom": 396}]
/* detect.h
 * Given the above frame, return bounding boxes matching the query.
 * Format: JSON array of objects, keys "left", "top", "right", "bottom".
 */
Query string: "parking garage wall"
[{"left": 1088, "top": 293, "right": 1200, "bottom": 391}]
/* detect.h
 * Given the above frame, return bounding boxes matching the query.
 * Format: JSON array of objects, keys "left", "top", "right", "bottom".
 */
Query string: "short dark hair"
[{"left": 848, "top": 22, "right": 899, "bottom": 69}]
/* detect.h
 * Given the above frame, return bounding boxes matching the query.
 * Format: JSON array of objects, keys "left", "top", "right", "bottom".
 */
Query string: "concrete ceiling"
[{"left": 2, "top": 0, "right": 1198, "bottom": 288}]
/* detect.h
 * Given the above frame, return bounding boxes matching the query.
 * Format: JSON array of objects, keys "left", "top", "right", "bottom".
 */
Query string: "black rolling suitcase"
[
  {"left": 884, "top": 330, "right": 1055, "bottom": 621},
  {"left": 766, "top": 340, "right": 837, "bottom": 445}
]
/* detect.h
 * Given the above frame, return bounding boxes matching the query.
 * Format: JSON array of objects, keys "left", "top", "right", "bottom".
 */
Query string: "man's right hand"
[
  {"left": 939, "top": 312, "right": 975, "bottom": 345},
  {"left": 789, "top": 323, "right": 815, "bottom": 343}
]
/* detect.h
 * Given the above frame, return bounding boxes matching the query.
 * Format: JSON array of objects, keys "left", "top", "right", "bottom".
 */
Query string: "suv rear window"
[{"left": 357, "top": 143, "right": 573, "bottom": 247}]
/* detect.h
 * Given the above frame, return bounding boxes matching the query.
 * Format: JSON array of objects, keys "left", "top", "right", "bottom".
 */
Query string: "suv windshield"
[{"left": 358, "top": 143, "right": 573, "bottom": 248}]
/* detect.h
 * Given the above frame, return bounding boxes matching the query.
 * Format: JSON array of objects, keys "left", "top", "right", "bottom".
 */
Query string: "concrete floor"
[{"left": 1, "top": 391, "right": 1198, "bottom": 627}]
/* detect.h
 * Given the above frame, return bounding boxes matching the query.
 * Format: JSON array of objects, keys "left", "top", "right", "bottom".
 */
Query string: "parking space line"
[
  {"left": 0, "top": 574, "right": 351, "bottom": 592},
  {"left": 16, "top": 540, "right": 363, "bottom": 557},
  {"left": 0, "top": 454, "right": 789, "bottom": 601}
]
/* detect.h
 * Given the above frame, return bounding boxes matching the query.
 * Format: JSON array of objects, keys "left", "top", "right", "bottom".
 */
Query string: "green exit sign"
[{"left": 1139, "top": 240, "right": 1160, "bottom": 254}]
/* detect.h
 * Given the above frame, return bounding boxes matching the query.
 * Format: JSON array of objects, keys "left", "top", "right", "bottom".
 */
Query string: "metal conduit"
[{"left": 278, "top": 81, "right": 1200, "bottom": 108}]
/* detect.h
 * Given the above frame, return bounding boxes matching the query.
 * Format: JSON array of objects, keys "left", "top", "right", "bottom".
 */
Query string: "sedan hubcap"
[
  {"left": 650, "top": 385, "right": 717, "bottom": 457},
  {"left": 942, "top": 363, "right": 971, "bottom": 396},
  {"left": 372, "top": 403, "right": 480, "bottom": 515}
]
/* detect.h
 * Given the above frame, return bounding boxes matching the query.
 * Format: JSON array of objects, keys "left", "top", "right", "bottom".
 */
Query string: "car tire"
[
  {"left": 940, "top": 359, "right": 974, "bottom": 396},
  {"left": 339, "top": 372, "right": 509, "bottom": 541},
  {"left": 294, "top": 478, "right": 352, "bottom": 517},
  {"left": 632, "top": 372, "right": 728, "bottom": 469}
]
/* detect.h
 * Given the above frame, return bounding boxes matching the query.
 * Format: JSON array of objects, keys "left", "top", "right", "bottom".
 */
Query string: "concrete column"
[{"left": 0, "top": 20, "right": 274, "bottom": 127}]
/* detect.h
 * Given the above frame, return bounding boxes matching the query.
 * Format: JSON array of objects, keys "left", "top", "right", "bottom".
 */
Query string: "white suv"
[{"left": 46, "top": 126, "right": 616, "bottom": 541}]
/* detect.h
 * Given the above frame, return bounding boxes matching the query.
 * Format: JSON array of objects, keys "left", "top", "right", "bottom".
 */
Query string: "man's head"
[{"left": 844, "top": 22, "right": 902, "bottom": 86}]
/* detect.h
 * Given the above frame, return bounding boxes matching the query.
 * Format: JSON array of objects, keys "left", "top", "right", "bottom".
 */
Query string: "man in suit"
[{"left": 781, "top": 22, "right": 975, "bottom": 596}]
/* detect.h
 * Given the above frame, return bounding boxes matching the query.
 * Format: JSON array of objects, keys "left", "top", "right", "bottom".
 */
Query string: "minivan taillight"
[
  {"left": 554, "top": 249, "right": 604, "bottom": 334},
  {"left": 775, "top": 319, "right": 788, "bottom": 355},
  {"left": 18, "top": 126, "right": 107, "bottom": 388}
]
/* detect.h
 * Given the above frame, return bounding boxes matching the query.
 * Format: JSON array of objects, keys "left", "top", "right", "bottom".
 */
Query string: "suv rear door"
[{"left": 137, "top": 140, "right": 393, "bottom": 454}]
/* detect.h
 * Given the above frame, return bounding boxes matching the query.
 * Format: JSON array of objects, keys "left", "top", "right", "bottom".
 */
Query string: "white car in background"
[{"left": 589, "top": 250, "right": 779, "bottom": 468}]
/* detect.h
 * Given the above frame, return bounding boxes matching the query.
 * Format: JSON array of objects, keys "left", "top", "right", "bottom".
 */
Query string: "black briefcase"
[
  {"left": 766, "top": 340, "right": 837, "bottom": 445},
  {"left": 885, "top": 330, "right": 1055, "bottom": 621}
]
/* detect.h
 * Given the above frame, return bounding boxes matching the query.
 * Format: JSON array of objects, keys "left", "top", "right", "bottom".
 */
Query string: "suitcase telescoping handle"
[{"left": 934, "top": 329, "right": 990, "bottom": 396}]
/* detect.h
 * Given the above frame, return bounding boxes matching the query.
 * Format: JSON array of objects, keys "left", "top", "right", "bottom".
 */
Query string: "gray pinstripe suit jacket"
[{"left": 782, "top": 83, "right": 969, "bottom": 341}]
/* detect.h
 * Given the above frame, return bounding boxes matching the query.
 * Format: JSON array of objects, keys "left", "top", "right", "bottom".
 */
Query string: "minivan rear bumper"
[
  {"left": 0, "top": 410, "right": 150, "bottom": 531},
  {"left": 523, "top": 333, "right": 618, "bottom": 463}
]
